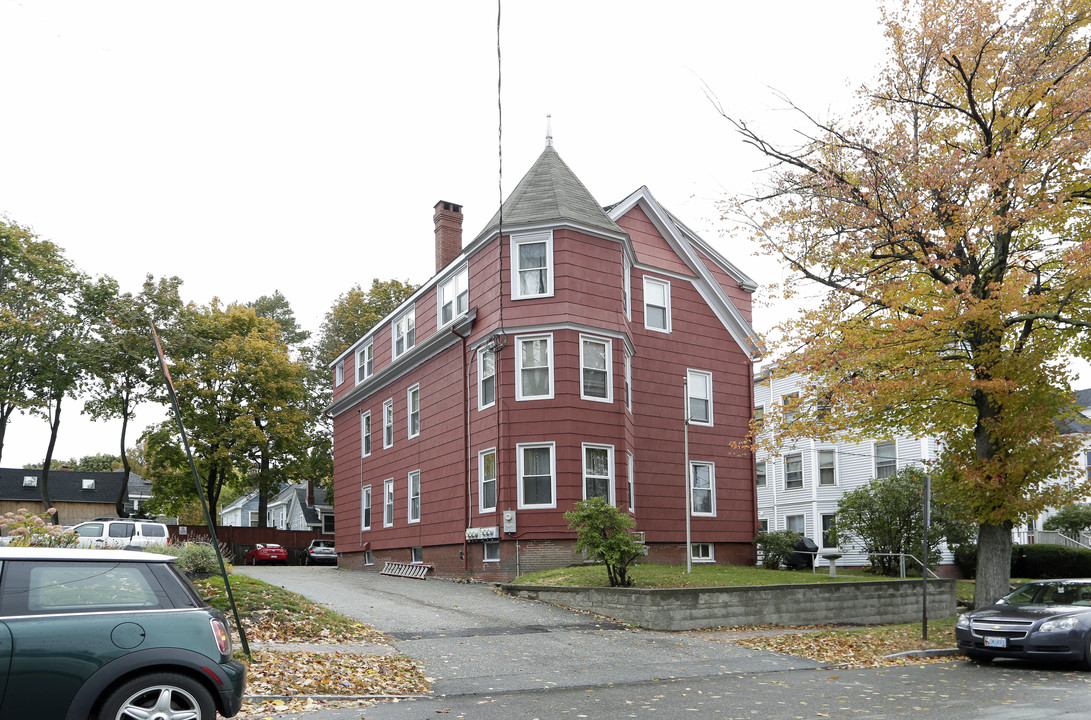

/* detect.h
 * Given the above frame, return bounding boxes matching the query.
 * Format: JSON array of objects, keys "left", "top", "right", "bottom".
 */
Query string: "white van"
[{"left": 68, "top": 519, "right": 169, "bottom": 549}]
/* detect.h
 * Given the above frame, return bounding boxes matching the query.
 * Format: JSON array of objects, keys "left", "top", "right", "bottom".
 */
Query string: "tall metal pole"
[
  {"left": 922, "top": 473, "right": 931, "bottom": 641},
  {"left": 684, "top": 377, "right": 692, "bottom": 574}
]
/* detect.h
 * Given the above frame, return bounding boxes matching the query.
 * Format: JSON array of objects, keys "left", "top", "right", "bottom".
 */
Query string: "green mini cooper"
[{"left": 0, "top": 547, "right": 245, "bottom": 719}]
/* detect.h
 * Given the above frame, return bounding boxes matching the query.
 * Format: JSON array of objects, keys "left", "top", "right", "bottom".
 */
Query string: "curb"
[{"left": 883, "top": 647, "right": 961, "bottom": 660}]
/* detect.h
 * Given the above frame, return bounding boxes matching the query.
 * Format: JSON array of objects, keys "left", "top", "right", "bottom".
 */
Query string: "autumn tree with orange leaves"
[{"left": 727, "top": 0, "right": 1091, "bottom": 607}]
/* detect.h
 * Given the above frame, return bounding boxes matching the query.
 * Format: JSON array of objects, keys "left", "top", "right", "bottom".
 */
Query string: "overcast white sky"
[{"left": 0, "top": 1, "right": 936, "bottom": 467}]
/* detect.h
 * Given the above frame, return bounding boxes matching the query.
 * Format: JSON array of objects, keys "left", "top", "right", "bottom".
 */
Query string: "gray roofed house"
[
  {"left": 0, "top": 468, "right": 129, "bottom": 526},
  {"left": 220, "top": 482, "right": 333, "bottom": 533}
]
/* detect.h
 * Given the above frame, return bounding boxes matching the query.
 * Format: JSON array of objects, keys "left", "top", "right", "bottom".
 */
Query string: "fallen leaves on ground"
[
  {"left": 238, "top": 610, "right": 386, "bottom": 645},
  {"left": 236, "top": 650, "right": 430, "bottom": 718},
  {"left": 722, "top": 622, "right": 958, "bottom": 668}
]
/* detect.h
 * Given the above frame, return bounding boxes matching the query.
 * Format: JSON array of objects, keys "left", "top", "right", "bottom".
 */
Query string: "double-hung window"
[
  {"left": 786, "top": 514, "right": 806, "bottom": 535},
  {"left": 408, "top": 470, "right": 421, "bottom": 523},
  {"left": 756, "top": 460, "right": 767, "bottom": 487},
  {"left": 407, "top": 384, "right": 421, "bottom": 438},
  {"left": 511, "top": 231, "right": 553, "bottom": 299},
  {"left": 687, "top": 370, "right": 712, "bottom": 425},
  {"left": 383, "top": 479, "right": 394, "bottom": 527},
  {"left": 439, "top": 266, "right": 469, "bottom": 326},
  {"left": 360, "top": 485, "right": 372, "bottom": 530},
  {"left": 516, "top": 334, "right": 553, "bottom": 400},
  {"left": 624, "top": 352, "right": 632, "bottom": 412},
  {"left": 383, "top": 399, "right": 394, "bottom": 449},
  {"left": 753, "top": 406, "right": 764, "bottom": 431},
  {"left": 689, "top": 461, "right": 715, "bottom": 516},
  {"left": 478, "top": 348, "right": 495, "bottom": 409},
  {"left": 393, "top": 307, "right": 415, "bottom": 359},
  {"left": 479, "top": 449, "right": 497, "bottom": 512},
  {"left": 782, "top": 392, "right": 800, "bottom": 422},
  {"left": 875, "top": 441, "right": 897, "bottom": 478},
  {"left": 784, "top": 452, "right": 803, "bottom": 489},
  {"left": 356, "top": 342, "right": 373, "bottom": 384},
  {"left": 822, "top": 514, "right": 837, "bottom": 548},
  {"left": 517, "top": 442, "right": 556, "bottom": 509},
  {"left": 360, "top": 411, "right": 372, "bottom": 457},
  {"left": 818, "top": 449, "right": 836, "bottom": 486},
  {"left": 580, "top": 336, "right": 611, "bottom": 402},
  {"left": 643, "top": 277, "right": 671, "bottom": 332},
  {"left": 335, "top": 360, "right": 345, "bottom": 386},
  {"left": 582, "top": 444, "right": 614, "bottom": 504}
]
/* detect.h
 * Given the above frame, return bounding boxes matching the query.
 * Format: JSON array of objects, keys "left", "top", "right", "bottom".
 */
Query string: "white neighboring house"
[
  {"left": 1018, "top": 388, "right": 1091, "bottom": 545},
  {"left": 754, "top": 369, "right": 942, "bottom": 569},
  {"left": 220, "top": 482, "right": 334, "bottom": 533}
]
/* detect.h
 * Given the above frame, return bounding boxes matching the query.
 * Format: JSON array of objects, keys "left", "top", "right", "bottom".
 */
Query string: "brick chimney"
[{"left": 434, "top": 200, "right": 464, "bottom": 272}]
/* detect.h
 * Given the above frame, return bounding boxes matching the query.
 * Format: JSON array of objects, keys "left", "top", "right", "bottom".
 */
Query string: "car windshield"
[{"left": 1000, "top": 581, "right": 1091, "bottom": 606}]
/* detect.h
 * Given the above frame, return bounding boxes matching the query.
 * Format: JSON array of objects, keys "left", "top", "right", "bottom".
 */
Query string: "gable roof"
[
  {"left": 0, "top": 468, "right": 127, "bottom": 504},
  {"left": 474, "top": 146, "right": 624, "bottom": 242},
  {"left": 608, "top": 186, "right": 763, "bottom": 360},
  {"left": 1060, "top": 388, "right": 1091, "bottom": 434}
]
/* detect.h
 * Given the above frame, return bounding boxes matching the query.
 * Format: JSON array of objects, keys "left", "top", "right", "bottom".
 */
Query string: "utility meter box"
[{"left": 502, "top": 510, "right": 516, "bottom": 533}]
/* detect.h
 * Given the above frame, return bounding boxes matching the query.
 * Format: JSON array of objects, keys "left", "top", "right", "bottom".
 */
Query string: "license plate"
[{"left": 984, "top": 636, "right": 1007, "bottom": 648}]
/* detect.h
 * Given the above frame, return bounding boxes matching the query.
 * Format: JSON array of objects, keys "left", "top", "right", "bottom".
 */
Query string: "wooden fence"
[{"left": 167, "top": 524, "right": 331, "bottom": 565}]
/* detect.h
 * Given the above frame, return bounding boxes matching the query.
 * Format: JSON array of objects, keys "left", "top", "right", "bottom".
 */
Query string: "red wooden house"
[{"left": 328, "top": 143, "right": 762, "bottom": 580}]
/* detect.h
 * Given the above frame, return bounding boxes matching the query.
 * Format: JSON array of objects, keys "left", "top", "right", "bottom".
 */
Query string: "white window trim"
[
  {"left": 623, "top": 253, "right": 632, "bottom": 321},
  {"left": 515, "top": 333, "right": 554, "bottom": 401},
  {"left": 360, "top": 411, "right": 372, "bottom": 458},
  {"left": 478, "top": 347, "right": 496, "bottom": 410},
  {"left": 383, "top": 399, "right": 394, "bottom": 449},
  {"left": 335, "top": 360, "right": 345, "bottom": 386},
  {"left": 355, "top": 342, "right": 373, "bottom": 385},
  {"left": 408, "top": 470, "right": 421, "bottom": 524},
  {"left": 686, "top": 369, "right": 713, "bottom": 426},
  {"left": 689, "top": 461, "right": 716, "bottom": 517},
  {"left": 875, "top": 440, "right": 897, "bottom": 478},
  {"left": 784, "top": 452, "right": 804, "bottom": 490},
  {"left": 479, "top": 448, "right": 497, "bottom": 513},
  {"left": 383, "top": 478, "right": 395, "bottom": 527},
  {"left": 392, "top": 306, "right": 416, "bottom": 359},
  {"left": 786, "top": 514, "right": 806, "bottom": 535},
  {"left": 517, "top": 441, "right": 557, "bottom": 509},
  {"left": 817, "top": 448, "right": 837, "bottom": 486},
  {"left": 627, "top": 451, "right": 635, "bottom": 513},
  {"left": 643, "top": 276, "right": 672, "bottom": 333},
  {"left": 22, "top": 475, "right": 36, "bottom": 488},
  {"left": 411, "top": 547, "right": 424, "bottom": 564},
  {"left": 360, "top": 485, "right": 372, "bottom": 531},
  {"left": 624, "top": 351, "right": 632, "bottom": 413},
  {"left": 756, "top": 460, "right": 767, "bottom": 487},
  {"left": 407, "top": 384, "right": 421, "bottom": 439},
  {"left": 579, "top": 335, "right": 613, "bottom": 403},
  {"left": 438, "top": 265, "right": 469, "bottom": 328},
  {"left": 581, "top": 443, "right": 615, "bottom": 505},
  {"left": 510, "top": 230, "right": 554, "bottom": 300},
  {"left": 691, "top": 542, "right": 715, "bottom": 562}
]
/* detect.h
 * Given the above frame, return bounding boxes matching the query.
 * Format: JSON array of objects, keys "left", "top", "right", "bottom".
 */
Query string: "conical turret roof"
[{"left": 475, "top": 146, "right": 623, "bottom": 241}]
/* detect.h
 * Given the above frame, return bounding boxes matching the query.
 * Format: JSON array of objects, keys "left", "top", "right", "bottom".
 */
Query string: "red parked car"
[{"left": 244, "top": 543, "right": 287, "bottom": 565}]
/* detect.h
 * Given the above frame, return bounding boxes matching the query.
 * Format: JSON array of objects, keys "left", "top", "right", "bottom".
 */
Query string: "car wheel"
[
  {"left": 301, "top": 554, "right": 309, "bottom": 566},
  {"left": 248, "top": 555, "right": 256, "bottom": 566},
  {"left": 966, "top": 651, "right": 993, "bottom": 665},
  {"left": 1083, "top": 634, "right": 1091, "bottom": 671},
  {"left": 97, "top": 672, "right": 215, "bottom": 720}
]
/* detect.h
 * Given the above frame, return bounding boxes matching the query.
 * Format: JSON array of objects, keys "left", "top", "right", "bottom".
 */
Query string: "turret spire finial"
[{"left": 545, "top": 114, "right": 553, "bottom": 149}]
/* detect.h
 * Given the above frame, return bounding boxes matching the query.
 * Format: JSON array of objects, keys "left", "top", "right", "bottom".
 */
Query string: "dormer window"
[
  {"left": 23, "top": 475, "right": 37, "bottom": 488},
  {"left": 356, "top": 342, "right": 374, "bottom": 384},
  {"left": 393, "top": 307, "right": 416, "bottom": 359},
  {"left": 439, "top": 266, "right": 469, "bottom": 326},
  {"left": 82, "top": 478, "right": 95, "bottom": 490}
]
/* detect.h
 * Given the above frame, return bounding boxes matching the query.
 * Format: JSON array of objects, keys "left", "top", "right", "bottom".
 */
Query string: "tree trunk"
[
  {"left": 40, "top": 395, "right": 63, "bottom": 525},
  {"left": 975, "top": 521, "right": 1013, "bottom": 608},
  {"left": 0, "top": 403, "right": 12, "bottom": 465},
  {"left": 115, "top": 405, "right": 131, "bottom": 517}
]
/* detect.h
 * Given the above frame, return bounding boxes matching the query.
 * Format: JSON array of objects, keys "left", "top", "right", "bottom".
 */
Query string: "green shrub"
[
  {"left": 1011, "top": 543, "right": 1091, "bottom": 579},
  {"left": 146, "top": 537, "right": 231, "bottom": 576},
  {"left": 755, "top": 530, "right": 801, "bottom": 570},
  {"left": 563, "top": 497, "right": 645, "bottom": 587},
  {"left": 952, "top": 543, "right": 977, "bottom": 579}
]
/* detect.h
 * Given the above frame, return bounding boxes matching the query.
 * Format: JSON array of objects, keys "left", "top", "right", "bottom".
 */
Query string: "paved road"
[{"left": 235, "top": 566, "right": 1091, "bottom": 720}]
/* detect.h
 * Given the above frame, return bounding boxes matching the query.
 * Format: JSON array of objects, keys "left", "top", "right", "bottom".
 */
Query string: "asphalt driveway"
[{"left": 235, "top": 565, "right": 824, "bottom": 698}]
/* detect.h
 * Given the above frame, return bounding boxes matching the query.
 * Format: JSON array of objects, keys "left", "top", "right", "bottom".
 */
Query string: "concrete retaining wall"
[{"left": 501, "top": 579, "right": 956, "bottom": 631}]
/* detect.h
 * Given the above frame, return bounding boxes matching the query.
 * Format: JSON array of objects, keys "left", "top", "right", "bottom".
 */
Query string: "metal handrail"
[{"left": 797, "top": 549, "right": 940, "bottom": 579}]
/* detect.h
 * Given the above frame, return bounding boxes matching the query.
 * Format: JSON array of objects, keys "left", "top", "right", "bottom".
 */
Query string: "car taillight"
[{"left": 210, "top": 617, "right": 232, "bottom": 656}]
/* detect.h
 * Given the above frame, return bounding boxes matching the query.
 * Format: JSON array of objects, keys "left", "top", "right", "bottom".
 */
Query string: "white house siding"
[{"left": 755, "top": 371, "right": 947, "bottom": 569}]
